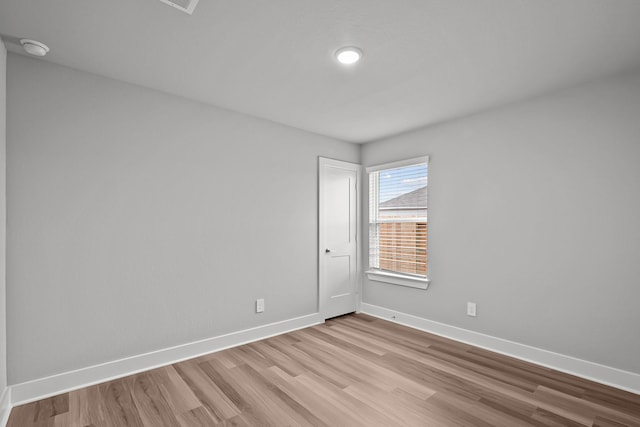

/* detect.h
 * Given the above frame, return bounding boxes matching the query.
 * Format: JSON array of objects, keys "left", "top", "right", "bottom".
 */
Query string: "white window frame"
[{"left": 366, "top": 156, "right": 430, "bottom": 290}]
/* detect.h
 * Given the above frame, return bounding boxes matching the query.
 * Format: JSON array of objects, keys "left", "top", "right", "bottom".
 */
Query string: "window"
[{"left": 367, "top": 156, "right": 429, "bottom": 289}]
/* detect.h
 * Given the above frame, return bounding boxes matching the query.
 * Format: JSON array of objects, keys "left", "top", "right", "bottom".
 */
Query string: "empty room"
[{"left": 0, "top": 0, "right": 639, "bottom": 426}]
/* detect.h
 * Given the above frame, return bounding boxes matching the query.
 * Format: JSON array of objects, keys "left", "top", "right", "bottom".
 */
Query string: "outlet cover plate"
[{"left": 467, "top": 302, "right": 477, "bottom": 317}]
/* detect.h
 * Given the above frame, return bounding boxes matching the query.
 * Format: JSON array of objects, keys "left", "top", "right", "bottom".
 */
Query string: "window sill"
[{"left": 365, "top": 270, "right": 430, "bottom": 290}]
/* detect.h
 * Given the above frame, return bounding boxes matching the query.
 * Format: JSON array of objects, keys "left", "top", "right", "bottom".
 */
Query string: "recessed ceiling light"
[
  {"left": 20, "top": 39, "right": 50, "bottom": 57},
  {"left": 335, "top": 47, "right": 363, "bottom": 65}
]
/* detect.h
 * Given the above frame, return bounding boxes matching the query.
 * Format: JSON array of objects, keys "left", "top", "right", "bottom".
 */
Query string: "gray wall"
[
  {"left": 362, "top": 70, "right": 640, "bottom": 374},
  {"left": 0, "top": 40, "right": 7, "bottom": 392},
  {"left": 6, "top": 53, "right": 359, "bottom": 384},
  {"left": 6, "top": 47, "right": 640, "bottom": 386}
]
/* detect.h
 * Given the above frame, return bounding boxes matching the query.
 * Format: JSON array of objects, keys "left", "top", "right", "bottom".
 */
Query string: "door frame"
[{"left": 318, "top": 157, "right": 362, "bottom": 319}]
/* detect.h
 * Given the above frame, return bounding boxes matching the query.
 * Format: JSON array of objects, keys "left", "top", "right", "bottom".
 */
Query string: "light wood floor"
[{"left": 8, "top": 314, "right": 640, "bottom": 426}]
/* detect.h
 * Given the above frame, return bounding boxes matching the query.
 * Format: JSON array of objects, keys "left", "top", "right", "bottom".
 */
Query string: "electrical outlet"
[
  {"left": 467, "top": 302, "right": 477, "bottom": 317},
  {"left": 256, "top": 298, "right": 265, "bottom": 313}
]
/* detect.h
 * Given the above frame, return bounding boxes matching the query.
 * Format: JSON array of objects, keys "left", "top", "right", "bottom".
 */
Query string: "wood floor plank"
[
  {"left": 129, "top": 372, "right": 181, "bottom": 427},
  {"left": 344, "top": 383, "right": 438, "bottom": 426},
  {"left": 267, "top": 335, "right": 352, "bottom": 389},
  {"left": 72, "top": 384, "right": 105, "bottom": 426},
  {"left": 249, "top": 340, "right": 307, "bottom": 377},
  {"left": 232, "top": 363, "right": 316, "bottom": 427},
  {"left": 100, "top": 381, "right": 145, "bottom": 427},
  {"left": 172, "top": 362, "right": 239, "bottom": 422},
  {"left": 35, "top": 394, "right": 69, "bottom": 422},
  {"left": 176, "top": 406, "right": 217, "bottom": 427},
  {"left": 592, "top": 415, "right": 635, "bottom": 427},
  {"left": 294, "top": 370, "right": 399, "bottom": 426},
  {"left": 297, "top": 327, "right": 436, "bottom": 398},
  {"left": 535, "top": 385, "right": 640, "bottom": 426},
  {"left": 148, "top": 366, "right": 201, "bottom": 415},
  {"left": 8, "top": 313, "right": 640, "bottom": 426}
]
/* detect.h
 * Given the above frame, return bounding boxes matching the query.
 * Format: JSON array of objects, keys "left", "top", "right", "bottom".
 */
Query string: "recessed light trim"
[
  {"left": 335, "top": 46, "right": 363, "bottom": 65},
  {"left": 20, "top": 39, "right": 50, "bottom": 57},
  {"left": 159, "top": 0, "right": 200, "bottom": 15}
]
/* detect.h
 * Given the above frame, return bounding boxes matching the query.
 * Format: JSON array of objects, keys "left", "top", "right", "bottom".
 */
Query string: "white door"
[{"left": 319, "top": 157, "right": 360, "bottom": 319}]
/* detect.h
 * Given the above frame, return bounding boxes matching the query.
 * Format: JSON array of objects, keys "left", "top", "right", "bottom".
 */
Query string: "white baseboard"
[
  {"left": 360, "top": 303, "right": 640, "bottom": 395},
  {"left": 0, "top": 387, "right": 11, "bottom": 427},
  {"left": 9, "top": 312, "right": 324, "bottom": 407}
]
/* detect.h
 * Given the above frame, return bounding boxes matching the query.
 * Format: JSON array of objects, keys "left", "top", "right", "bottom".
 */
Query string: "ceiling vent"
[{"left": 159, "top": 0, "right": 200, "bottom": 14}]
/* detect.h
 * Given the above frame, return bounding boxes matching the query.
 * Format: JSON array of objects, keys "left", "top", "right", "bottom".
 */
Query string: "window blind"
[{"left": 369, "top": 160, "right": 428, "bottom": 278}]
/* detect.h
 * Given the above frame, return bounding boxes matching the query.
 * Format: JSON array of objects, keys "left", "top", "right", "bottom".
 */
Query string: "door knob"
[{"left": 325, "top": 249, "right": 331, "bottom": 253}]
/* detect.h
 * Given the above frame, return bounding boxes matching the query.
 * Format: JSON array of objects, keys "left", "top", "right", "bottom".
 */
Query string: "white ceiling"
[{"left": 2, "top": 0, "right": 640, "bottom": 143}]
